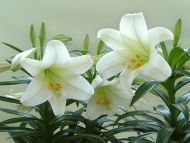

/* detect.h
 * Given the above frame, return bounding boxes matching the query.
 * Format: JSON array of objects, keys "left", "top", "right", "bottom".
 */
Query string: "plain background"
[{"left": 0, "top": 0, "right": 190, "bottom": 142}]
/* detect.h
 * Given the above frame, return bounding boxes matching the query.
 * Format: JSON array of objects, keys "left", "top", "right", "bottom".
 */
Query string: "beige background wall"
[{"left": 0, "top": 0, "right": 190, "bottom": 142}]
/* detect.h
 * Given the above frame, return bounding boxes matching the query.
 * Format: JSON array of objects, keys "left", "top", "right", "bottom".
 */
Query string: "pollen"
[
  {"left": 135, "top": 63, "right": 143, "bottom": 68},
  {"left": 131, "top": 59, "right": 136, "bottom": 63},
  {"left": 128, "top": 54, "right": 146, "bottom": 70},
  {"left": 136, "top": 54, "right": 140, "bottom": 59},
  {"left": 48, "top": 83, "right": 54, "bottom": 89},
  {"left": 96, "top": 97, "right": 111, "bottom": 106},
  {"left": 48, "top": 82, "right": 62, "bottom": 91}
]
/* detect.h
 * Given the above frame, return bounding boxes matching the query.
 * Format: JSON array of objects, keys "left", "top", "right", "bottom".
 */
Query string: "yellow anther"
[
  {"left": 55, "top": 83, "right": 62, "bottom": 90},
  {"left": 135, "top": 63, "right": 142, "bottom": 68},
  {"left": 48, "top": 82, "right": 62, "bottom": 91},
  {"left": 136, "top": 54, "right": 140, "bottom": 59},
  {"left": 48, "top": 83, "right": 54, "bottom": 89},
  {"left": 131, "top": 59, "right": 136, "bottom": 63},
  {"left": 96, "top": 97, "right": 111, "bottom": 105}
]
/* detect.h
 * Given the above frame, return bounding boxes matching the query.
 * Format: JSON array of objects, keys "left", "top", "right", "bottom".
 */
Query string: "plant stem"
[
  {"left": 39, "top": 102, "right": 54, "bottom": 143},
  {"left": 166, "top": 77, "right": 176, "bottom": 127}
]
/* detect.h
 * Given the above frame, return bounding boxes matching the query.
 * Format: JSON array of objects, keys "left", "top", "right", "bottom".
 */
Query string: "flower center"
[
  {"left": 96, "top": 97, "right": 111, "bottom": 106},
  {"left": 45, "top": 69, "right": 63, "bottom": 94},
  {"left": 127, "top": 54, "right": 147, "bottom": 69},
  {"left": 48, "top": 82, "right": 62, "bottom": 91}
]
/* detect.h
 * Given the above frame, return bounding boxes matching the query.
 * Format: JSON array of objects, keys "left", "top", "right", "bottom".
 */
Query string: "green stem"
[
  {"left": 166, "top": 77, "right": 177, "bottom": 127},
  {"left": 39, "top": 102, "right": 54, "bottom": 143}
]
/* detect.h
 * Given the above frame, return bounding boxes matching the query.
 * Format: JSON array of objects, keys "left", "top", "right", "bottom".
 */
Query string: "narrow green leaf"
[
  {"left": 83, "top": 34, "right": 89, "bottom": 55},
  {"left": 2, "top": 42, "right": 23, "bottom": 52},
  {"left": 116, "top": 110, "right": 165, "bottom": 126},
  {"left": 0, "top": 96, "right": 20, "bottom": 104},
  {"left": 172, "top": 103, "right": 189, "bottom": 121},
  {"left": 78, "top": 134, "right": 107, "bottom": 143},
  {"left": 96, "top": 40, "right": 105, "bottom": 55},
  {"left": 173, "top": 19, "right": 182, "bottom": 48},
  {"left": 0, "top": 108, "right": 35, "bottom": 118},
  {"left": 176, "top": 52, "right": 190, "bottom": 69},
  {"left": 129, "top": 133, "right": 154, "bottom": 143},
  {"left": 0, "top": 79, "right": 30, "bottom": 85},
  {"left": 152, "top": 87, "right": 169, "bottom": 105},
  {"left": 101, "top": 132, "right": 118, "bottom": 143},
  {"left": 154, "top": 105, "right": 170, "bottom": 118},
  {"left": 176, "top": 91, "right": 190, "bottom": 103},
  {"left": 0, "top": 117, "right": 38, "bottom": 125},
  {"left": 175, "top": 78, "right": 190, "bottom": 91},
  {"left": 156, "top": 127, "right": 174, "bottom": 143},
  {"left": 160, "top": 42, "right": 169, "bottom": 61},
  {"left": 168, "top": 47, "right": 184, "bottom": 69},
  {"left": 53, "top": 34, "right": 72, "bottom": 42},
  {"left": 9, "top": 132, "right": 26, "bottom": 143},
  {"left": 30, "top": 24, "right": 36, "bottom": 47},
  {"left": 0, "top": 126, "right": 34, "bottom": 132},
  {"left": 69, "top": 49, "right": 89, "bottom": 55},
  {"left": 174, "top": 70, "right": 190, "bottom": 77},
  {"left": 130, "top": 81, "right": 159, "bottom": 106},
  {"left": 39, "top": 22, "right": 46, "bottom": 59}
]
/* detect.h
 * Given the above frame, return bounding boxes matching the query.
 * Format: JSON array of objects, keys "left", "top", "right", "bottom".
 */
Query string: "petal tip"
[
  {"left": 122, "top": 12, "right": 144, "bottom": 19},
  {"left": 97, "top": 29, "right": 105, "bottom": 39}
]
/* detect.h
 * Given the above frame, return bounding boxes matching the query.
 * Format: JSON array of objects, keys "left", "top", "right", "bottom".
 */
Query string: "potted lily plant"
[{"left": 0, "top": 13, "right": 190, "bottom": 143}]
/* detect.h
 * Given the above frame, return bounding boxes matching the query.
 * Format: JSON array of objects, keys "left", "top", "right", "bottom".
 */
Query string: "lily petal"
[
  {"left": 108, "top": 93, "right": 130, "bottom": 115},
  {"left": 86, "top": 98, "right": 106, "bottom": 120},
  {"left": 139, "top": 48, "right": 172, "bottom": 81},
  {"left": 49, "top": 95, "right": 67, "bottom": 116},
  {"left": 63, "top": 55, "right": 93, "bottom": 75},
  {"left": 20, "top": 58, "right": 45, "bottom": 76},
  {"left": 91, "top": 75, "right": 103, "bottom": 88},
  {"left": 120, "top": 13, "right": 147, "bottom": 42},
  {"left": 107, "top": 79, "right": 132, "bottom": 110},
  {"left": 42, "top": 40, "right": 70, "bottom": 66},
  {"left": 63, "top": 76, "right": 94, "bottom": 101},
  {"left": 96, "top": 50, "right": 130, "bottom": 79},
  {"left": 148, "top": 27, "right": 174, "bottom": 47},
  {"left": 86, "top": 79, "right": 131, "bottom": 120},
  {"left": 97, "top": 28, "right": 125, "bottom": 50},
  {"left": 21, "top": 74, "right": 52, "bottom": 106},
  {"left": 120, "top": 70, "right": 137, "bottom": 94}
]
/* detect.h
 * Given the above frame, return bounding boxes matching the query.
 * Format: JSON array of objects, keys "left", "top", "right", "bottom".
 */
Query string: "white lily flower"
[
  {"left": 86, "top": 75, "right": 132, "bottom": 120},
  {"left": 96, "top": 13, "right": 173, "bottom": 93},
  {"left": 11, "top": 48, "right": 36, "bottom": 71},
  {"left": 20, "top": 40, "right": 94, "bottom": 116}
]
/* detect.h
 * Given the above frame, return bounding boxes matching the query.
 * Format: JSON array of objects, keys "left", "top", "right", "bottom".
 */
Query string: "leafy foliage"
[{"left": 1, "top": 19, "right": 190, "bottom": 143}]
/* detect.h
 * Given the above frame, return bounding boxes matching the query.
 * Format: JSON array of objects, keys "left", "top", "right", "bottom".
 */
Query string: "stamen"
[
  {"left": 135, "top": 63, "right": 142, "bottom": 68},
  {"left": 48, "top": 83, "right": 54, "bottom": 89},
  {"left": 48, "top": 82, "right": 62, "bottom": 91},
  {"left": 131, "top": 59, "right": 136, "bottom": 63},
  {"left": 96, "top": 97, "right": 111, "bottom": 105},
  {"left": 136, "top": 54, "right": 140, "bottom": 59},
  {"left": 55, "top": 83, "right": 62, "bottom": 90}
]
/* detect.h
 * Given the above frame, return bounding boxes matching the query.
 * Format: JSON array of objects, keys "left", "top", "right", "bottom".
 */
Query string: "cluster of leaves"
[
  {"left": 0, "top": 97, "right": 120, "bottom": 143},
  {"left": 0, "top": 19, "right": 190, "bottom": 143},
  {"left": 0, "top": 23, "right": 119, "bottom": 143}
]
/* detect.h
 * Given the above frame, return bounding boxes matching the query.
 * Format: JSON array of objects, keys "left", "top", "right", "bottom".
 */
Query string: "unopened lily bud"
[
  {"left": 0, "top": 62, "right": 11, "bottom": 73},
  {"left": 11, "top": 48, "right": 36, "bottom": 71}
]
